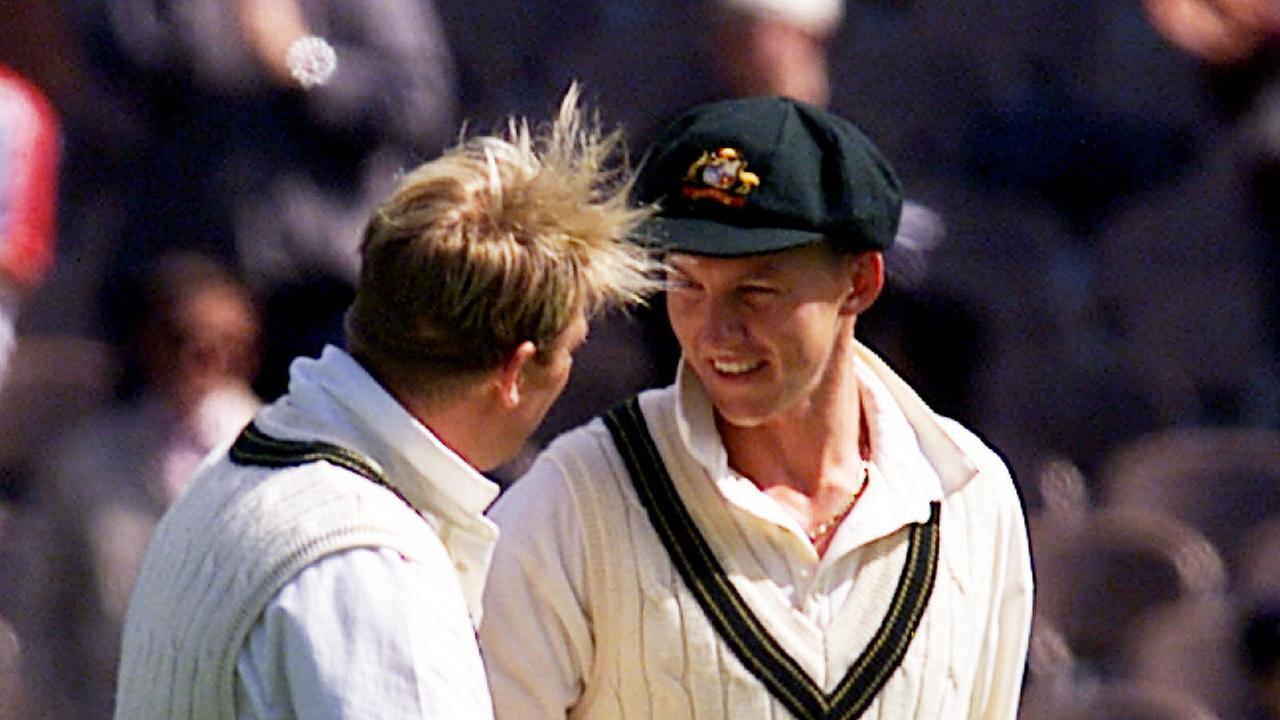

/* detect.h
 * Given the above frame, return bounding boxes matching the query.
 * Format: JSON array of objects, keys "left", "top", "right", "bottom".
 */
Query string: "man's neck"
[
  {"left": 381, "top": 375, "right": 492, "bottom": 472},
  {"left": 717, "top": 341, "right": 866, "bottom": 498}
]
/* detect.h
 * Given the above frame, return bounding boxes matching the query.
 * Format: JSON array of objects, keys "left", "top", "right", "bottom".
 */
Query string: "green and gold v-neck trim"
[
  {"left": 604, "top": 397, "right": 941, "bottom": 720},
  {"left": 228, "top": 422, "right": 414, "bottom": 513}
]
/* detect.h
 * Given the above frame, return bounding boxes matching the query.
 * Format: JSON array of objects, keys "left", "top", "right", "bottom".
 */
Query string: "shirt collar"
[
  {"left": 670, "top": 340, "right": 978, "bottom": 547},
  {"left": 673, "top": 359, "right": 729, "bottom": 479},
  {"left": 280, "top": 346, "right": 500, "bottom": 525},
  {"left": 851, "top": 340, "right": 977, "bottom": 495},
  {"left": 835, "top": 352, "right": 944, "bottom": 549}
]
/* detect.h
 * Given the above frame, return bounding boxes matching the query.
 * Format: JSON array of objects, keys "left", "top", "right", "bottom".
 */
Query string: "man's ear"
[
  {"left": 495, "top": 341, "right": 539, "bottom": 409},
  {"left": 839, "top": 251, "right": 884, "bottom": 316}
]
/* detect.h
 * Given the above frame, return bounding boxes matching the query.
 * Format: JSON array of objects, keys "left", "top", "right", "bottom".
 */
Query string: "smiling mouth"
[{"left": 710, "top": 358, "right": 762, "bottom": 376}]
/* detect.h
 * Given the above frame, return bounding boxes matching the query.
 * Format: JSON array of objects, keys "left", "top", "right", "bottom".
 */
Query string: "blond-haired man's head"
[{"left": 345, "top": 88, "right": 657, "bottom": 465}]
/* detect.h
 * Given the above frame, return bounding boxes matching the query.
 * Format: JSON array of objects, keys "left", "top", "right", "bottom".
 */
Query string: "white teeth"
[{"left": 712, "top": 359, "right": 758, "bottom": 375}]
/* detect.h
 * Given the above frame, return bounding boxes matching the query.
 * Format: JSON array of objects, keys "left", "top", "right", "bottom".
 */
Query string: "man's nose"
[{"left": 701, "top": 295, "right": 747, "bottom": 346}]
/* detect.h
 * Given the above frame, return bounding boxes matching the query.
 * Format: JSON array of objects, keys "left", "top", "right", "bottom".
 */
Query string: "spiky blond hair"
[{"left": 345, "top": 86, "right": 659, "bottom": 391}]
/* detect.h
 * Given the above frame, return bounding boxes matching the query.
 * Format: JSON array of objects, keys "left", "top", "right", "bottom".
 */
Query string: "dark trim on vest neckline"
[
  {"left": 229, "top": 423, "right": 414, "bottom": 512},
  {"left": 603, "top": 397, "right": 940, "bottom": 720}
]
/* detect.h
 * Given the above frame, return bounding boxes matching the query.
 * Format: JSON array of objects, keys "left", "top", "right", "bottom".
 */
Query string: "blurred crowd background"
[{"left": 0, "top": 0, "right": 1278, "bottom": 717}]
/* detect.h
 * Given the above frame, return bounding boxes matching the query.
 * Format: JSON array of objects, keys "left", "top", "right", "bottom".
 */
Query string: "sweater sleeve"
[
  {"left": 970, "top": 469, "right": 1035, "bottom": 719},
  {"left": 480, "top": 454, "right": 595, "bottom": 719}
]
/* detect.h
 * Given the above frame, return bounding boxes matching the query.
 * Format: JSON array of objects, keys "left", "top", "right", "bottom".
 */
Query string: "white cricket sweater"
[{"left": 481, "top": 343, "right": 1033, "bottom": 718}]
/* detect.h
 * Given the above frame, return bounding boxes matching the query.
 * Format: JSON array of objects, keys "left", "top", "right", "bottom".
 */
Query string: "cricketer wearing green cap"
[{"left": 479, "top": 96, "right": 1034, "bottom": 719}]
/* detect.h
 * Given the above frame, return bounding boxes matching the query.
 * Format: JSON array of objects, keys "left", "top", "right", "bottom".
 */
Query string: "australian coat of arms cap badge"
[{"left": 680, "top": 147, "right": 760, "bottom": 208}]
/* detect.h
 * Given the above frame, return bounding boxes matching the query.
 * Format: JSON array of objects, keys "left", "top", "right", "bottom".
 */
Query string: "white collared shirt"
[
  {"left": 234, "top": 346, "right": 499, "bottom": 719},
  {"left": 669, "top": 350, "right": 956, "bottom": 625}
]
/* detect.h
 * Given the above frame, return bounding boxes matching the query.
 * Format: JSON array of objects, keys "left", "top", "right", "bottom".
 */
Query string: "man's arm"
[
  {"left": 235, "top": 546, "right": 494, "bottom": 719},
  {"left": 480, "top": 458, "right": 595, "bottom": 719},
  {"left": 104, "top": 0, "right": 456, "bottom": 154}
]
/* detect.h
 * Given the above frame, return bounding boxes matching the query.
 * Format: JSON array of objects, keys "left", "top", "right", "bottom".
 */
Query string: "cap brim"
[{"left": 637, "top": 216, "right": 827, "bottom": 257}]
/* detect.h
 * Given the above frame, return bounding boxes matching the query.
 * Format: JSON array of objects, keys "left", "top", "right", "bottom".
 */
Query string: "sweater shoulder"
[
  {"left": 532, "top": 385, "right": 675, "bottom": 486},
  {"left": 929, "top": 417, "right": 1030, "bottom": 544},
  {"left": 491, "top": 416, "right": 621, "bottom": 531},
  {"left": 936, "top": 417, "right": 1006, "bottom": 473},
  {"left": 153, "top": 453, "right": 439, "bottom": 580}
]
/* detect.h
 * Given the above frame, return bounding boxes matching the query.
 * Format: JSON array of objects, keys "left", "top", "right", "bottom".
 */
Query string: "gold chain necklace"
[
  {"left": 806, "top": 419, "right": 872, "bottom": 547},
  {"left": 806, "top": 462, "right": 870, "bottom": 546}
]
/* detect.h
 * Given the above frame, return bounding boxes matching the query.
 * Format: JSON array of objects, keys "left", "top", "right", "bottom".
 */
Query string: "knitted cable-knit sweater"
[
  {"left": 480, "top": 343, "right": 1033, "bottom": 719},
  {"left": 113, "top": 451, "right": 440, "bottom": 720},
  {"left": 114, "top": 346, "right": 498, "bottom": 720}
]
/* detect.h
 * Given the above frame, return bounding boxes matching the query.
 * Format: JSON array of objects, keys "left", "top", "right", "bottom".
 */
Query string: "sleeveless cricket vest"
[{"left": 114, "top": 424, "right": 439, "bottom": 720}]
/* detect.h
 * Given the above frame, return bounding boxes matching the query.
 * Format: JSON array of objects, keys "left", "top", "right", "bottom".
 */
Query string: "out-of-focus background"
[{"left": 0, "top": 0, "right": 1277, "bottom": 717}]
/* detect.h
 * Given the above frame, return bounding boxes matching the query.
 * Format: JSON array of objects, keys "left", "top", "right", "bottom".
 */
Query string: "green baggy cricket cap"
[{"left": 634, "top": 96, "right": 902, "bottom": 256}]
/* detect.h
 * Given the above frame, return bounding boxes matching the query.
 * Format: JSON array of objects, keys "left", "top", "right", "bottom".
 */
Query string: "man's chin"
[{"left": 711, "top": 402, "right": 775, "bottom": 431}]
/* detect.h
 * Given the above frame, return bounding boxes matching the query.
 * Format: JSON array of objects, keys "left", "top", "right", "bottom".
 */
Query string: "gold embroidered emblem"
[{"left": 681, "top": 148, "right": 760, "bottom": 208}]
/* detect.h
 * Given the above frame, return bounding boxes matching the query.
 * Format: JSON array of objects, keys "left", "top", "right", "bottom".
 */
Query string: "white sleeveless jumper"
[
  {"left": 114, "top": 347, "right": 499, "bottom": 720},
  {"left": 113, "top": 452, "right": 441, "bottom": 719}
]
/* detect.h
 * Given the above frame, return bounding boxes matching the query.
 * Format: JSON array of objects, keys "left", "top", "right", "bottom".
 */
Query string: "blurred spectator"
[
  {"left": 69, "top": 0, "right": 457, "bottom": 398},
  {"left": 1144, "top": 0, "right": 1279, "bottom": 67},
  {"left": 19, "top": 252, "right": 260, "bottom": 718},
  {"left": 8, "top": 0, "right": 155, "bottom": 347},
  {"left": 1096, "top": 0, "right": 1280, "bottom": 425},
  {"left": 0, "top": 64, "right": 58, "bottom": 385},
  {"left": 706, "top": 0, "right": 843, "bottom": 106},
  {"left": 958, "top": 3, "right": 1201, "bottom": 239},
  {"left": 1244, "top": 600, "right": 1280, "bottom": 719}
]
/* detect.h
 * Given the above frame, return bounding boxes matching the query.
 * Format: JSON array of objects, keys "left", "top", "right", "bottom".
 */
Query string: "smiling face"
[{"left": 665, "top": 243, "right": 880, "bottom": 429}]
